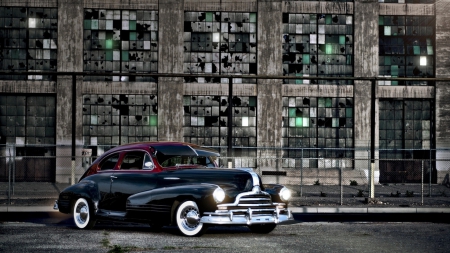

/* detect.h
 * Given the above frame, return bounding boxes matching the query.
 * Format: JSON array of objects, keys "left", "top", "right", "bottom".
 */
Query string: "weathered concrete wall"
[
  {"left": 256, "top": 0, "right": 283, "bottom": 183},
  {"left": 435, "top": 0, "right": 450, "bottom": 182},
  {"left": 282, "top": 1, "right": 353, "bottom": 14},
  {"left": 157, "top": 0, "right": 184, "bottom": 141},
  {"left": 353, "top": 0, "right": 379, "bottom": 183},
  {"left": 185, "top": 0, "right": 257, "bottom": 11},
  {"left": 56, "top": 0, "right": 84, "bottom": 183}
]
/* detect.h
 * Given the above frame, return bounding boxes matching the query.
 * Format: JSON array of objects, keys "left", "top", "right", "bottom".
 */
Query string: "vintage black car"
[{"left": 54, "top": 142, "right": 292, "bottom": 236}]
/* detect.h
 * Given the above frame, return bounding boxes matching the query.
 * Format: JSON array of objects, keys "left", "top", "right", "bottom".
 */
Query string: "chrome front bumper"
[{"left": 201, "top": 207, "right": 292, "bottom": 225}]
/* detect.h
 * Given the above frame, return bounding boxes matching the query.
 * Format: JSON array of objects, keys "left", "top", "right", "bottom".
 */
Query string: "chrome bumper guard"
[
  {"left": 201, "top": 206, "right": 292, "bottom": 225},
  {"left": 53, "top": 200, "right": 59, "bottom": 210}
]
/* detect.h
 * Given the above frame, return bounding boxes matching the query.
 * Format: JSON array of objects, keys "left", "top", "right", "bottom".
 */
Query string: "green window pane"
[
  {"left": 149, "top": 115, "right": 158, "bottom": 126},
  {"left": 413, "top": 46, "right": 420, "bottom": 55},
  {"left": 296, "top": 117, "right": 303, "bottom": 127},
  {"left": 391, "top": 81, "right": 398, "bottom": 86},
  {"left": 250, "top": 13, "right": 257, "bottom": 23},
  {"left": 384, "top": 56, "right": 391, "bottom": 65},
  {"left": 106, "top": 51, "right": 113, "bottom": 60},
  {"left": 346, "top": 108, "right": 353, "bottom": 117},
  {"left": 106, "top": 40, "right": 113, "bottom": 49},
  {"left": 84, "top": 20, "right": 91, "bottom": 29},
  {"left": 289, "top": 108, "right": 296, "bottom": 117},
  {"left": 130, "top": 32, "right": 136, "bottom": 40},
  {"left": 326, "top": 15, "right": 332, "bottom": 25},
  {"left": 91, "top": 20, "right": 98, "bottom": 30},
  {"left": 391, "top": 65, "right": 398, "bottom": 76},
  {"left": 289, "top": 118, "right": 295, "bottom": 127},
  {"left": 379, "top": 16, "right": 384, "bottom": 25},
  {"left": 249, "top": 97, "right": 256, "bottom": 107},
  {"left": 318, "top": 98, "right": 325, "bottom": 107},
  {"left": 326, "top": 44, "right": 332, "bottom": 54},
  {"left": 122, "top": 51, "right": 129, "bottom": 61},
  {"left": 427, "top": 46, "right": 433, "bottom": 55},
  {"left": 206, "top": 12, "right": 213, "bottom": 22},
  {"left": 129, "top": 20, "right": 136, "bottom": 30},
  {"left": 302, "top": 54, "right": 310, "bottom": 64},
  {"left": 325, "top": 98, "right": 332, "bottom": 107},
  {"left": 384, "top": 26, "right": 391, "bottom": 36},
  {"left": 339, "top": 35, "right": 346, "bottom": 45}
]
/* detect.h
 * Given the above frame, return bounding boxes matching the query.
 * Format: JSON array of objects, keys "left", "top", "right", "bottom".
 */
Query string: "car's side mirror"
[{"left": 143, "top": 161, "right": 154, "bottom": 170}]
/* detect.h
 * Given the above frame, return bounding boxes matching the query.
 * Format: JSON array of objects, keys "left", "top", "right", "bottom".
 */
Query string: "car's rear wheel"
[
  {"left": 73, "top": 198, "right": 96, "bottom": 229},
  {"left": 175, "top": 200, "right": 205, "bottom": 236},
  {"left": 248, "top": 223, "right": 277, "bottom": 234}
]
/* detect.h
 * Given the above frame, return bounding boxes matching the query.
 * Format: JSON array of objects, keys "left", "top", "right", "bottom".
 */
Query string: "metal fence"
[{"left": 1, "top": 144, "right": 450, "bottom": 207}]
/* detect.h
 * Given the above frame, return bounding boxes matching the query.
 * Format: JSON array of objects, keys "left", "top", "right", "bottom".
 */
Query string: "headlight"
[
  {"left": 213, "top": 187, "right": 226, "bottom": 203},
  {"left": 279, "top": 187, "right": 292, "bottom": 202}
]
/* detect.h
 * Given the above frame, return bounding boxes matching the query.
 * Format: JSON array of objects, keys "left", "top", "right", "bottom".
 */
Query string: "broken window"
[
  {"left": 379, "top": 16, "right": 435, "bottom": 85},
  {"left": 183, "top": 95, "right": 257, "bottom": 158},
  {"left": 83, "top": 9, "right": 158, "bottom": 82},
  {"left": 183, "top": 12, "right": 257, "bottom": 84},
  {"left": 82, "top": 94, "right": 158, "bottom": 154},
  {"left": 0, "top": 7, "right": 58, "bottom": 81},
  {"left": 282, "top": 14, "right": 353, "bottom": 85},
  {"left": 282, "top": 96, "right": 354, "bottom": 167}
]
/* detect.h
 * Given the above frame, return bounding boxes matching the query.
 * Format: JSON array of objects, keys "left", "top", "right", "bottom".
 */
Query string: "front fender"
[
  {"left": 263, "top": 183, "right": 290, "bottom": 204},
  {"left": 57, "top": 180, "right": 101, "bottom": 213}
]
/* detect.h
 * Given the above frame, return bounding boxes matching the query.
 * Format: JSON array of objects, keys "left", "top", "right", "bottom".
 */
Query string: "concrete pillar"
[
  {"left": 435, "top": 0, "right": 450, "bottom": 183},
  {"left": 56, "top": 0, "right": 84, "bottom": 183},
  {"left": 257, "top": 0, "right": 283, "bottom": 183},
  {"left": 158, "top": 0, "right": 185, "bottom": 141},
  {"left": 353, "top": 0, "right": 379, "bottom": 185}
]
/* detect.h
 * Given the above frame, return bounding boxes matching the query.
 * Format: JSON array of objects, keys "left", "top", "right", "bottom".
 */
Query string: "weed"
[
  {"left": 390, "top": 191, "right": 401, "bottom": 197},
  {"left": 439, "top": 190, "right": 448, "bottom": 197},
  {"left": 356, "top": 189, "right": 365, "bottom": 197},
  {"left": 108, "top": 245, "right": 125, "bottom": 253},
  {"left": 350, "top": 180, "right": 358, "bottom": 186},
  {"left": 405, "top": 190, "right": 414, "bottom": 197},
  {"left": 101, "top": 238, "right": 110, "bottom": 248},
  {"left": 314, "top": 180, "right": 320, "bottom": 186},
  {"left": 164, "top": 246, "right": 177, "bottom": 250}
]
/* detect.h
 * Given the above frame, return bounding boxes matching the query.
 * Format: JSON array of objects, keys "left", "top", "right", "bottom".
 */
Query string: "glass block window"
[
  {"left": 379, "top": 16, "right": 435, "bottom": 85},
  {"left": 379, "top": 99, "right": 433, "bottom": 183},
  {"left": 282, "top": 14, "right": 353, "bottom": 85},
  {"left": 184, "top": 12, "right": 257, "bottom": 84},
  {"left": 379, "top": 99, "right": 432, "bottom": 156},
  {"left": 282, "top": 97, "right": 353, "bottom": 167},
  {"left": 183, "top": 95, "right": 257, "bottom": 156},
  {"left": 82, "top": 94, "right": 158, "bottom": 154},
  {"left": 0, "top": 95, "right": 56, "bottom": 145},
  {"left": 0, "top": 7, "right": 58, "bottom": 81},
  {"left": 83, "top": 9, "right": 158, "bottom": 82}
]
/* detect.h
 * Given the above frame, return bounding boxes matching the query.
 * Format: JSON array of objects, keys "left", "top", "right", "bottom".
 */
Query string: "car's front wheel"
[
  {"left": 248, "top": 223, "right": 277, "bottom": 234},
  {"left": 175, "top": 200, "right": 205, "bottom": 236},
  {"left": 73, "top": 198, "right": 96, "bottom": 229}
]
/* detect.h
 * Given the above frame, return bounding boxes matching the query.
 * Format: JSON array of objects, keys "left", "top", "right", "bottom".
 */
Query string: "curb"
[{"left": 2, "top": 205, "right": 450, "bottom": 214}]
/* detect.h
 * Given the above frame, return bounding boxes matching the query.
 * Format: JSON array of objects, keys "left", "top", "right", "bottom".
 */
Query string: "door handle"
[{"left": 110, "top": 176, "right": 118, "bottom": 179}]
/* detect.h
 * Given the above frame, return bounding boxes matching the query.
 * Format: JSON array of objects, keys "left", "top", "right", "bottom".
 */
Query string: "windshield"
[{"left": 158, "top": 155, "right": 216, "bottom": 167}]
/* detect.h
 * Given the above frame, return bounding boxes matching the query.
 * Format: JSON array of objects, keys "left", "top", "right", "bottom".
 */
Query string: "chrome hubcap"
[{"left": 182, "top": 207, "right": 200, "bottom": 230}]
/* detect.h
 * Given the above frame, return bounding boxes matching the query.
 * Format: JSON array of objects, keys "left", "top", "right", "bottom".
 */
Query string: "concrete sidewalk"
[{"left": 2, "top": 182, "right": 450, "bottom": 214}]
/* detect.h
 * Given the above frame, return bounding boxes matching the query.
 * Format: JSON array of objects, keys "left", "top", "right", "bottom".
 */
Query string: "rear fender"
[{"left": 59, "top": 180, "right": 101, "bottom": 213}]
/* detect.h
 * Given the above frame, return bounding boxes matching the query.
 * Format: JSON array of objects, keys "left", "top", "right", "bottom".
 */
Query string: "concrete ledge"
[
  {"left": 290, "top": 207, "right": 450, "bottom": 214},
  {"left": 2, "top": 206, "right": 58, "bottom": 212}
]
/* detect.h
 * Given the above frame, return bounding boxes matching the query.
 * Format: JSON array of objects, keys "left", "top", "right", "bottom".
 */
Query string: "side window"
[
  {"left": 99, "top": 153, "right": 120, "bottom": 171},
  {"left": 120, "top": 151, "right": 145, "bottom": 170}
]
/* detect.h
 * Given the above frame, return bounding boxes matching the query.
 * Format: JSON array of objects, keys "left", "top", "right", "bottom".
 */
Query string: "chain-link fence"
[{"left": 1, "top": 144, "right": 450, "bottom": 207}]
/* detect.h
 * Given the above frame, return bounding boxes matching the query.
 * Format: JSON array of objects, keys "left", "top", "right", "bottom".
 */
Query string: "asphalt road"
[{"left": 0, "top": 213, "right": 449, "bottom": 253}]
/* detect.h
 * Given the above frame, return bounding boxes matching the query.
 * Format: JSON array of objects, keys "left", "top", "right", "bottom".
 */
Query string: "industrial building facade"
[{"left": 0, "top": 0, "right": 449, "bottom": 185}]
